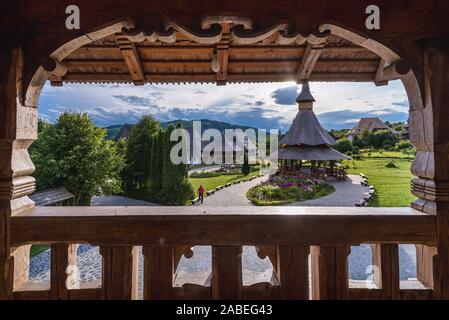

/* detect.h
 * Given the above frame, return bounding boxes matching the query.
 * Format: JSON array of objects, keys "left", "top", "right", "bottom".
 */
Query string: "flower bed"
[{"left": 246, "top": 176, "right": 335, "bottom": 206}]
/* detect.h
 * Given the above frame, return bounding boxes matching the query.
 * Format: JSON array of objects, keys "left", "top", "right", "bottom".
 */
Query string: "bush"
[
  {"left": 385, "top": 161, "right": 398, "bottom": 168},
  {"left": 246, "top": 178, "right": 335, "bottom": 206},
  {"left": 335, "top": 138, "right": 354, "bottom": 154}
]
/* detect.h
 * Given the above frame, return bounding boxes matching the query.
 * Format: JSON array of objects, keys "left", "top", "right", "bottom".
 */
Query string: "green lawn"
[
  {"left": 190, "top": 171, "right": 260, "bottom": 197},
  {"left": 30, "top": 244, "right": 50, "bottom": 258},
  {"left": 344, "top": 151, "right": 416, "bottom": 207}
]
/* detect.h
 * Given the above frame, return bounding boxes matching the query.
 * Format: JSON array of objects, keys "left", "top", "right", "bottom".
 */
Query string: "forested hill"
[{"left": 105, "top": 119, "right": 258, "bottom": 140}]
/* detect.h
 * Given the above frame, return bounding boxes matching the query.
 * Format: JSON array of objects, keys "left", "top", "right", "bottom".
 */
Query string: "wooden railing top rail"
[{"left": 11, "top": 206, "right": 436, "bottom": 247}]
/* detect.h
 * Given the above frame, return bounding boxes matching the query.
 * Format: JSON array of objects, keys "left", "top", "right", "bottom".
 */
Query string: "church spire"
[{"left": 296, "top": 81, "right": 315, "bottom": 110}]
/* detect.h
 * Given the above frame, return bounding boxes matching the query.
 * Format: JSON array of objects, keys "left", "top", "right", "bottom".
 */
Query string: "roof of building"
[
  {"left": 280, "top": 83, "right": 335, "bottom": 147},
  {"left": 114, "top": 124, "right": 134, "bottom": 140},
  {"left": 29, "top": 187, "right": 74, "bottom": 206},
  {"left": 351, "top": 118, "right": 398, "bottom": 135},
  {"left": 278, "top": 146, "right": 350, "bottom": 161}
]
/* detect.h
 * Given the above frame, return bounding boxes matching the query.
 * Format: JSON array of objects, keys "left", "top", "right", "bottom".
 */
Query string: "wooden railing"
[{"left": 10, "top": 206, "right": 436, "bottom": 300}]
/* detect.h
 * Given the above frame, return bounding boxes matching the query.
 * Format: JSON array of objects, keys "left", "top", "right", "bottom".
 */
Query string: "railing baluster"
[
  {"left": 371, "top": 243, "right": 400, "bottom": 299},
  {"left": 100, "top": 246, "right": 138, "bottom": 300},
  {"left": 212, "top": 246, "right": 243, "bottom": 299},
  {"left": 143, "top": 246, "right": 174, "bottom": 299},
  {"left": 50, "top": 243, "right": 78, "bottom": 299},
  {"left": 415, "top": 244, "right": 436, "bottom": 289},
  {"left": 277, "top": 246, "right": 310, "bottom": 299},
  {"left": 311, "top": 245, "right": 350, "bottom": 299}
]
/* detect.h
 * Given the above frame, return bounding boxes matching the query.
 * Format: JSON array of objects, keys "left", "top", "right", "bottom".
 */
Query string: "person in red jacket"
[{"left": 198, "top": 185, "right": 205, "bottom": 204}]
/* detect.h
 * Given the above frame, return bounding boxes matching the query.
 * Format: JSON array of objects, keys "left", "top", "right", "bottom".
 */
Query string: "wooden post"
[
  {"left": 50, "top": 244, "right": 79, "bottom": 299},
  {"left": 410, "top": 39, "right": 449, "bottom": 299},
  {"left": 212, "top": 246, "right": 243, "bottom": 299},
  {"left": 100, "top": 246, "right": 139, "bottom": 300},
  {"left": 370, "top": 244, "right": 400, "bottom": 299},
  {"left": 277, "top": 246, "right": 310, "bottom": 299},
  {"left": 311, "top": 246, "right": 350, "bottom": 300},
  {"left": 142, "top": 246, "right": 174, "bottom": 300},
  {"left": 0, "top": 46, "right": 37, "bottom": 299}
]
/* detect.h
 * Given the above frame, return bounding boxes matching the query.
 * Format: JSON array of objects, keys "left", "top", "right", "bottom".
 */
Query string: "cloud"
[
  {"left": 270, "top": 86, "right": 298, "bottom": 105},
  {"left": 37, "top": 81, "right": 409, "bottom": 130},
  {"left": 112, "top": 95, "right": 157, "bottom": 106}
]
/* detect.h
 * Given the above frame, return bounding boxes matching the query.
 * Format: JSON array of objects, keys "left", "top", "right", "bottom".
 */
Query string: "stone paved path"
[
  {"left": 289, "top": 175, "right": 370, "bottom": 206},
  {"left": 29, "top": 175, "right": 417, "bottom": 292},
  {"left": 200, "top": 175, "right": 269, "bottom": 206}
]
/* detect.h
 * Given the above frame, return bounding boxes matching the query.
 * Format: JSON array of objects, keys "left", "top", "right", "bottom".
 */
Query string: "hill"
[
  {"left": 161, "top": 119, "right": 256, "bottom": 133},
  {"left": 104, "top": 124, "right": 123, "bottom": 140},
  {"left": 106, "top": 119, "right": 258, "bottom": 140}
]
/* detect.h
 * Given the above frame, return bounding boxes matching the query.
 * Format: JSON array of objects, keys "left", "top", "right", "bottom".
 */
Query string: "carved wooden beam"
[
  {"left": 375, "top": 60, "right": 410, "bottom": 86},
  {"left": 42, "top": 58, "right": 67, "bottom": 87},
  {"left": 215, "top": 24, "right": 230, "bottom": 85},
  {"left": 296, "top": 43, "right": 324, "bottom": 83},
  {"left": 115, "top": 34, "right": 145, "bottom": 85}
]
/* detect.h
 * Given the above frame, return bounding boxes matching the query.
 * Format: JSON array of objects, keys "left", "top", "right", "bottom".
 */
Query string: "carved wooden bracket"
[{"left": 121, "top": 16, "right": 329, "bottom": 46}]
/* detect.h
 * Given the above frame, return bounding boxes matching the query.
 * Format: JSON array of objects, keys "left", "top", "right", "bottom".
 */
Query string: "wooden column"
[
  {"left": 311, "top": 246, "right": 350, "bottom": 300},
  {"left": 410, "top": 39, "right": 449, "bottom": 299},
  {"left": 211, "top": 246, "right": 243, "bottom": 299},
  {"left": 0, "top": 46, "right": 37, "bottom": 299},
  {"left": 370, "top": 244, "right": 400, "bottom": 299},
  {"left": 276, "top": 246, "right": 310, "bottom": 299},
  {"left": 143, "top": 246, "right": 174, "bottom": 300},
  {"left": 100, "top": 246, "right": 139, "bottom": 300},
  {"left": 50, "top": 244, "right": 79, "bottom": 299}
]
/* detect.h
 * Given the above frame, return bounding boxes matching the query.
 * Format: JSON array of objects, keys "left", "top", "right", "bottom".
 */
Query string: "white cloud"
[{"left": 38, "top": 80, "right": 408, "bottom": 129}]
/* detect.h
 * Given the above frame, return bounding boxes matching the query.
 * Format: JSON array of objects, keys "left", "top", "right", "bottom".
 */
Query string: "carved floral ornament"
[{"left": 121, "top": 16, "right": 330, "bottom": 45}]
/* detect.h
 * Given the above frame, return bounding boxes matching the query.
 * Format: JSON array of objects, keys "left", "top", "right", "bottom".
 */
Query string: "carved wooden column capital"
[
  {"left": 409, "top": 37, "right": 449, "bottom": 299},
  {"left": 0, "top": 46, "right": 37, "bottom": 299}
]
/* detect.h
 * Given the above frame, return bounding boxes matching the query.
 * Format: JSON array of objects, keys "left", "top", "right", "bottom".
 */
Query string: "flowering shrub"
[{"left": 247, "top": 176, "right": 334, "bottom": 206}]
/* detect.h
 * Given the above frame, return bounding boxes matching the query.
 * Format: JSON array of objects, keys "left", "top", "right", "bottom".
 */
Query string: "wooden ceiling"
[{"left": 51, "top": 18, "right": 387, "bottom": 86}]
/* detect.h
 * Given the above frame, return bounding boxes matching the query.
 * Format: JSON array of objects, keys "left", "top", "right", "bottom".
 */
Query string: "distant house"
[
  {"left": 348, "top": 117, "right": 399, "bottom": 141},
  {"left": 114, "top": 124, "right": 134, "bottom": 141}
]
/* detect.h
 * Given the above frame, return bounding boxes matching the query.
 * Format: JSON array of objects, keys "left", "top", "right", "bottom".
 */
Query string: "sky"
[{"left": 38, "top": 80, "right": 409, "bottom": 132}]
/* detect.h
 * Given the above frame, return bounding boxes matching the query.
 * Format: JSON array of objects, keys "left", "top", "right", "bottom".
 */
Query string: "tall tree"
[
  {"left": 122, "top": 115, "right": 160, "bottom": 197},
  {"left": 31, "top": 112, "right": 123, "bottom": 205},
  {"left": 161, "top": 123, "right": 194, "bottom": 205},
  {"left": 161, "top": 124, "right": 178, "bottom": 204}
]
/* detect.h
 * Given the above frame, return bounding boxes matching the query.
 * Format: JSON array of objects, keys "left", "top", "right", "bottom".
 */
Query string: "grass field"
[
  {"left": 190, "top": 171, "right": 260, "bottom": 197},
  {"left": 30, "top": 244, "right": 50, "bottom": 258},
  {"left": 344, "top": 151, "right": 416, "bottom": 207}
]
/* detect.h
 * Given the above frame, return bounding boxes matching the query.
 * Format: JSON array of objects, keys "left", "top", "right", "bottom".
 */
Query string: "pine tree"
[
  {"left": 149, "top": 132, "right": 163, "bottom": 201},
  {"left": 161, "top": 123, "right": 194, "bottom": 205},
  {"left": 161, "top": 124, "right": 178, "bottom": 204},
  {"left": 122, "top": 115, "right": 160, "bottom": 198},
  {"left": 242, "top": 147, "right": 250, "bottom": 175}
]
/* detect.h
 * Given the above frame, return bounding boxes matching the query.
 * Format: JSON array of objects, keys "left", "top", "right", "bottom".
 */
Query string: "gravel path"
[{"left": 29, "top": 175, "right": 417, "bottom": 291}]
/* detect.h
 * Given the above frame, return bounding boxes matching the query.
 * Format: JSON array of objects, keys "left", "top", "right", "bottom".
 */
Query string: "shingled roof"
[
  {"left": 351, "top": 118, "right": 398, "bottom": 135},
  {"left": 278, "top": 83, "right": 350, "bottom": 161},
  {"left": 280, "top": 83, "right": 336, "bottom": 147},
  {"left": 114, "top": 124, "right": 134, "bottom": 141}
]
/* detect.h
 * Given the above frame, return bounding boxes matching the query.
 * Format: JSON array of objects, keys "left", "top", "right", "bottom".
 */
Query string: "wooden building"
[
  {"left": 1, "top": 0, "right": 449, "bottom": 300},
  {"left": 348, "top": 117, "right": 399, "bottom": 140},
  {"left": 278, "top": 83, "right": 349, "bottom": 179}
]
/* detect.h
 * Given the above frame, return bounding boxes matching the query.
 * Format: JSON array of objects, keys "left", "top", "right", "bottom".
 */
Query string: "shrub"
[
  {"left": 247, "top": 178, "right": 335, "bottom": 206},
  {"left": 385, "top": 161, "right": 398, "bottom": 168},
  {"left": 335, "top": 138, "right": 354, "bottom": 154}
]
